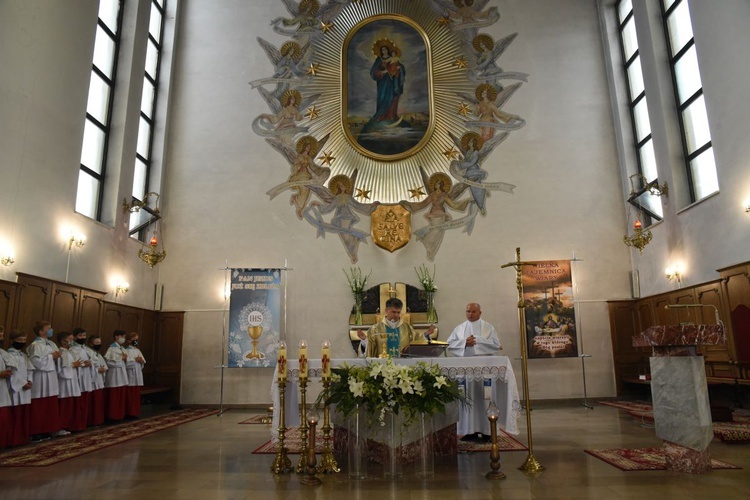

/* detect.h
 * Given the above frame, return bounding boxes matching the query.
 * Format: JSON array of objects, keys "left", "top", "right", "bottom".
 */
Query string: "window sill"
[{"left": 676, "top": 190, "right": 720, "bottom": 215}]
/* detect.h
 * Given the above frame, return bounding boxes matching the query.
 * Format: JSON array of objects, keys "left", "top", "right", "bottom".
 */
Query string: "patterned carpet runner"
[
  {"left": 584, "top": 447, "right": 741, "bottom": 471},
  {"left": 0, "top": 408, "right": 219, "bottom": 467}
]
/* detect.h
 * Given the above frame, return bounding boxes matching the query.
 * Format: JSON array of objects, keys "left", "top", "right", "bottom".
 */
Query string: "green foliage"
[
  {"left": 319, "top": 359, "right": 467, "bottom": 426},
  {"left": 414, "top": 264, "right": 437, "bottom": 292}
]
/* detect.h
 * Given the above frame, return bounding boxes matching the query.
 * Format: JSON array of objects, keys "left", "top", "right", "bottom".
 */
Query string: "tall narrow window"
[
  {"left": 129, "top": 0, "right": 167, "bottom": 240},
  {"left": 76, "top": 0, "right": 123, "bottom": 220},
  {"left": 616, "top": 0, "right": 662, "bottom": 221},
  {"left": 662, "top": 0, "right": 718, "bottom": 201}
]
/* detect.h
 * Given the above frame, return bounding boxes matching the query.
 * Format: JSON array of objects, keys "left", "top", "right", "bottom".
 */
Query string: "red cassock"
[
  {"left": 125, "top": 386, "right": 141, "bottom": 418},
  {"left": 6, "top": 404, "right": 31, "bottom": 447},
  {"left": 88, "top": 389, "right": 106, "bottom": 426},
  {"left": 105, "top": 386, "right": 127, "bottom": 421},
  {"left": 29, "top": 396, "right": 61, "bottom": 435}
]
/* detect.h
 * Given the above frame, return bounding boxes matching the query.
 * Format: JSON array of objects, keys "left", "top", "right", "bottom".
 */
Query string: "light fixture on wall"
[
  {"left": 744, "top": 200, "right": 750, "bottom": 214},
  {"left": 626, "top": 173, "right": 668, "bottom": 221},
  {"left": 623, "top": 219, "right": 653, "bottom": 253},
  {"left": 665, "top": 264, "right": 683, "bottom": 285},
  {"left": 122, "top": 191, "right": 161, "bottom": 214},
  {"left": 115, "top": 282, "right": 130, "bottom": 298},
  {"left": 1, "top": 255, "right": 14, "bottom": 267},
  {"left": 65, "top": 230, "right": 86, "bottom": 283}
]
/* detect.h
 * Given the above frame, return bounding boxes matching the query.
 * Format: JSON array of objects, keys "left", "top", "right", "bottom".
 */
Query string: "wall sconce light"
[
  {"left": 115, "top": 282, "right": 130, "bottom": 298},
  {"left": 744, "top": 200, "right": 750, "bottom": 214},
  {"left": 68, "top": 232, "right": 86, "bottom": 250},
  {"left": 1, "top": 255, "right": 14, "bottom": 267},
  {"left": 665, "top": 265, "right": 683, "bottom": 285},
  {"left": 623, "top": 219, "right": 653, "bottom": 253},
  {"left": 123, "top": 192, "right": 160, "bottom": 214}
]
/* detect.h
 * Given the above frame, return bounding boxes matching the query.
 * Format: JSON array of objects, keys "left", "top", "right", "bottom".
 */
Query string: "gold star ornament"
[
  {"left": 437, "top": 15, "right": 452, "bottom": 26},
  {"left": 306, "top": 63, "right": 320, "bottom": 76},
  {"left": 442, "top": 148, "right": 459, "bottom": 160},
  {"left": 318, "top": 150, "right": 336, "bottom": 165},
  {"left": 305, "top": 106, "right": 320, "bottom": 120},
  {"left": 457, "top": 102, "right": 472, "bottom": 117},
  {"left": 320, "top": 21, "right": 334, "bottom": 34},
  {"left": 355, "top": 188, "right": 371, "bottom": 200},
  {"left": 408, "top": 187, "right": 426, "bottom": 199},
  {"left": 452, "top": 56, "right": 468, "bottom": 69}
]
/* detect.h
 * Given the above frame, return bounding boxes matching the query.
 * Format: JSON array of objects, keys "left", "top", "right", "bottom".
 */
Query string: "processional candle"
[
  {"left": 299, "top": 340, "right": 308, "bottom": 380},
  {"left": 321, "top": 340, "right": 331, "bottom": 380},
  {"left": 277, "top": 341, "right": 287, "bottom": 381}
]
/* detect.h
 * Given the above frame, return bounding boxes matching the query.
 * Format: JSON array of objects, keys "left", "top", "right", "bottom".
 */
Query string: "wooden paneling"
[
  {"left": 79, "top": 291, "right": 105, "bottom": 335},
  {"left": 0, "top": 280, "right": 19, "bottom": 348},
  {"left": 696, "top": 280, "right": 734, "bottom": 363},
  {"left": 636, "top": 298, "right": 655, "bottom": 332},
  {"left": 652, "top": 294, "right": 672, "bottom": 325},
  {"left": 608, "top": 300, "right": 650, "bottom": 396},
  {"left": 15, "top": 274, "right": 52, "bottom": 333},
  {"left": 155, "top": 312, "right": 184, "bottom": 403},
  {"left": 140, "top": 310, "right": 158, "bottom": 387},
  {"left": 719, "top": 263, "right": 750, "bottom": 363},
  {"left": 50, "top": 283, "right": 82, "bottom": 333}
]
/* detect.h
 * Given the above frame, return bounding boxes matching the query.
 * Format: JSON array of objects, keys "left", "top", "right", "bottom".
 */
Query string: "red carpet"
[
  {"left": 252, "top": 427, "right": 527, "bottom": 454},
  {"left": 0, "top": 408, "right": 219, "bottom": 467},
  {"left": 598, "top": 401, "right": 750, "bottom": 443},
  {"left": 584, "top": 447, "right": 741, "bottom": 471}
]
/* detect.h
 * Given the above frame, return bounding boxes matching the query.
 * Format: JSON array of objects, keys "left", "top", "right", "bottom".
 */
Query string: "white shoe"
[{"left": 52, "top": 429, "right": 71, "bottom": 437}]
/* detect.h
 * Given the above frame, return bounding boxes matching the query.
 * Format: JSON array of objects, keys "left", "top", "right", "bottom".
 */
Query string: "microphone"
[{"left": 664, "top": 304, "right": 722, "bottom": 326}]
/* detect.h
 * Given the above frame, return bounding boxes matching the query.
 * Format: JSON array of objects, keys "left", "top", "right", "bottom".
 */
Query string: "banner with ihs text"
[
  {"left": 228, "top": 268, "right": 281, "bottom": 368},
  {"left": 521, "top": 260, "right": 578, "bottom": 359}
]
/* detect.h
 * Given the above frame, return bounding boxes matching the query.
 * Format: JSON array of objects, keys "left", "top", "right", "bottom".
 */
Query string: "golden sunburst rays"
[{"left": 281, "top": 0, "right": 475, "bottom": 204}]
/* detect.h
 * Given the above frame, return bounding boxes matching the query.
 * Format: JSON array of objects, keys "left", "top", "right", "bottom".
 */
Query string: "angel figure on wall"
[
  {"left": 430, "top": 0, "right": 500, "bottom": 30},
  {"left": 400, "top": 169, "right": 476, "bottom": 261},
  {"left": 253, "top": 89, "right": 319, "bottom": 142},
  {"left": 303, "top": 172, "right": 379, "bottom": 264},
  {"left": 249, "top": 39, "right": 310, "bottom": 98},
  {"left": 459, "top": 82, "right": 525, "bottom": 141},
  {"left": 465, "top": 33, "right": 529, "bottom": 83},
  {"left": 266, "top": 134, "right": 331, "bottom": 219},
  {"left": 449, "top": 131, "right": 515, "bottom": 215},
  {"left": 271, "top": 0, "right": 321, "bottom": 37}
]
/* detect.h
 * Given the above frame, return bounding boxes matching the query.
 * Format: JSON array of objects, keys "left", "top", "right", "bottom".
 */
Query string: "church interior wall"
[{"left": 3, "top": 0, "right": 748, "bottom": 406}]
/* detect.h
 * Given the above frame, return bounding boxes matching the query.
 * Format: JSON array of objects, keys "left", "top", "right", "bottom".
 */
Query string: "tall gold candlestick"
[
  {"left": 296, "top": 378, "right": 310, "bottom": 473},
  {"left": 317, "top": 378, "right": 340, "bottom": 473},
  {"left": 300, "top": 411, "right": 322, "bottom": 486},
  {"left": 501, "top": 247, "right": 545, "bottom": 474},
  {"left": 271, "top": 379, "right": 292, "bottom": 474},
  {"left": 485, "top": 402, "right": 506, "bottom": 480}
]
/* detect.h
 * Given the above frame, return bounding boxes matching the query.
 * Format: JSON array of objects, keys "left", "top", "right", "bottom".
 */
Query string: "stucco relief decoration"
[{"left": 251, "top": 0, "right": 528, "bottom": 262}]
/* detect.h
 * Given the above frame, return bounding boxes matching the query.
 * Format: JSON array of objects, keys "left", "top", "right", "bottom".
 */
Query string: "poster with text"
[
  {"left": 228, "top": 268, "right": 281, "bottom": 368},
  {"left": 522, "top": 260, "right": 578, "bottom": 359}
]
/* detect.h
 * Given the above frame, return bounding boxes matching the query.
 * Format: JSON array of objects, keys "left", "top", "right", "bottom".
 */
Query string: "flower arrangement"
[
  {"left": 343, "top": 267, "right": 372, "bottom": 294},
  {"left": 414, "top": 264, "right": 437, "bottom": 292},
  {"left": 321, "top": 359, "right": 466, "bottom": 426}
]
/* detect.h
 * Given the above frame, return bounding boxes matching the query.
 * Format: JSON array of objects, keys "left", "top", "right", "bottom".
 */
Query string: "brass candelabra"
[
  {"left": 485, "top": 402, "right": 506, "bottom": 480},
  {"left": 317, "top": 378, "right": 340, "bottom": 473},
  {"left": 300, "top": 411, "right": 322, "bottom": 486},
  {"left": 271, "top": 380, "right": 292, "bottom": 474},
  {"left": 296, "top": 378, "right": 310, "bottom": 473}
]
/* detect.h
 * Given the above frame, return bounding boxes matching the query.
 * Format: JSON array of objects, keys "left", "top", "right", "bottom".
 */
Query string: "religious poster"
[
  {"left": 522, "top": 260, "right": 578, "bottom": 359},
  {"left": 227, "top": 268, "right": 282, "bottom": 368}
]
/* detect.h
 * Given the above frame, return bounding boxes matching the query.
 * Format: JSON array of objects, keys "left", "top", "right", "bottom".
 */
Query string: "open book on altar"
[{"left": 403, "top": 340, "right": 448, "bottom": 358}]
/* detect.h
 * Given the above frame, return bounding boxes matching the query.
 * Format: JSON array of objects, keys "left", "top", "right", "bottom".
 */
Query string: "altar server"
[
  {"left": 57, "top": 332, "right": 86, "bottom": 432},
  {"left": 70, "top": 328, "right": 94, "bottom": 427},
  {"left": 0, "top": 327, "right": 12, "bottom": 448},
  {"left": 85, "top": 334, "right": 108, "bottom": 426},
  {"left": 104, "top": 330, "right": 128, "bottom": 421},
  {"left": 124, "top": 332, "right": 146, "bottom": 418},
  {"left": 26, "top": 320, "right": 64, "bottom": 441},
  {"left": 446, "top": 303, "right": 502, "bottom": 357},
  {"left": 4, "top": 330, "right": 34, "bottom": 447}
]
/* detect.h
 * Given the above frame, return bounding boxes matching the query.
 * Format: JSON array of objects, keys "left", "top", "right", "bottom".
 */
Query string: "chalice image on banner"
[{"left": 246, "top": 311, "right": 266, "bottom": 359}]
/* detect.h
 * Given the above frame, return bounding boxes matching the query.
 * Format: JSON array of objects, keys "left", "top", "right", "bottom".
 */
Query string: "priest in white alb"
[
  {"left": 446, "top": 303, "right": 501, "bottom": 357},
  {"left": 447, "top": 303, "right": 502, "bottom": 442}
]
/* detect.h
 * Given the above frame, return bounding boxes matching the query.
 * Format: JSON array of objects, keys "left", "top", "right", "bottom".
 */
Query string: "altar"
[{"left": 270, "top": 356, "right": 521, "bottom": 441}]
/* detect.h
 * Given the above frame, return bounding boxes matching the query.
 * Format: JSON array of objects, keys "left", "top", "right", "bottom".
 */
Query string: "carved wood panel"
[
  {"left": 720, "top": 263, "right": 750, "bottom": 363},
  {"left": 50, "top": 283, "right": 81, "bottom": 333},
  {"left": 15, "top": 274, "right": 52, "bottom": 334},
  {"left": 79, "top": 292, "right": 105, "bottom": 335},
  {"left": 155, "top": 312, "right": 184, "bottom": 403},
  {"left": 140, "top": 310, "right": 158, "bottom": 386},
  {"left": 0, "top": 280, "right": 19, "bottom": 348}
]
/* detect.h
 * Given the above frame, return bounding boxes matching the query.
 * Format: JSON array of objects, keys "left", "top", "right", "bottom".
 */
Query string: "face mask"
[
  {"left": 12, "top": 341, "right": 26, "bottom": 350},
  {"left": 116, "top": 337, "right": 125, "bottom": 345},
  {"left": 46, "top": 328, "right": 54, "bottom": 338},
  {"left": 76, "top": 338, "right": 86, "bottom": 345},
  {"left": 131, "top": 340, "right": 139, "bottom": 347},
  {"left": 92, "top": 344, "right": 102, "bottom": 351}
]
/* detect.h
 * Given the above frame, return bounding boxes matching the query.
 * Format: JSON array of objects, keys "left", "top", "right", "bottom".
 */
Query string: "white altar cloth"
[{"left": 270, "top": 356, "right": 520, "bottom": 440}]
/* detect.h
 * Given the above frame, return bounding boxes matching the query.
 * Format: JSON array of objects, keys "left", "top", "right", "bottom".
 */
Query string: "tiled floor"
[{"left": 0, "top": 402, "right": 748, "bottom": 499}]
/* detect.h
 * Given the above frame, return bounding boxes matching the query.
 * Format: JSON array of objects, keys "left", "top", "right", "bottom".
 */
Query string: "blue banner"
[{"left": 228, "top": 268, "right": 282, "bottom": 368}]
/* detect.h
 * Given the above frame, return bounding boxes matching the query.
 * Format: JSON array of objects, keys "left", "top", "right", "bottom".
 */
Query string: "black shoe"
[{"left": 30, "top": 435, "right": 44, "bottom": 443}]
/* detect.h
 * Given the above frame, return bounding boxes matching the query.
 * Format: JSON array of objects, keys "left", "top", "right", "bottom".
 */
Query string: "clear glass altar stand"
[{"left": 632, "top": 324, "right": 727, "bottom": 473}]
